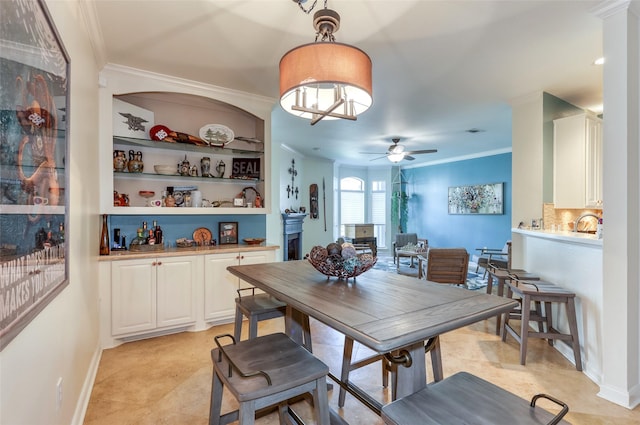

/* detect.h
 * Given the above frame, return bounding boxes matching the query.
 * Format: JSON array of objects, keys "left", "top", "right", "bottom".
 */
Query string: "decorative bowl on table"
[
  {"left": 307, "top": 245, "right": 377, "bottom": 280},
  {"left": 243, "top": 238, "right": 266, "bottom": 245}
]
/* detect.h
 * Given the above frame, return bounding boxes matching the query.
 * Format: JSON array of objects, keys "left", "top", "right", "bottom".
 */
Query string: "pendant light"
[{"left": 280, "top": 1, "right": 373, "bottom": 125}]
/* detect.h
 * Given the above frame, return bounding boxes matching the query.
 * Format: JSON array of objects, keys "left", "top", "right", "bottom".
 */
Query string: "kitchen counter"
[
  {"left": 512, "top": 228, "right": 602, "bottom": 247},
  {"left": 511, "top": 228, "right": 602, "bottom": 384},
  {"left": 98, "top": 243, "right": 279, "bottom": 261}
]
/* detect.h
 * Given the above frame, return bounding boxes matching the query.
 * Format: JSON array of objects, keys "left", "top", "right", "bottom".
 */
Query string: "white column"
[{"left": 595, "top": 0, "right": 640, "bottom": 409}]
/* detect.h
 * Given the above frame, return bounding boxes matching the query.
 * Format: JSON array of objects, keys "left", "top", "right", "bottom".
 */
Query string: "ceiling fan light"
[{"left": 387, "top": 152, "right": 405, "bottom": 163}]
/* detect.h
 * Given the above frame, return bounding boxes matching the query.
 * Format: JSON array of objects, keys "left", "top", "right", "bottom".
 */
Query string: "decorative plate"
[
  {"left": 199, "top": 124, "right": 235, "bottom": 147},
  {"left": 192, "top": 227, "right": 212, "bottom": 246},
  {"left": 150, "top": 124, "right": 172, "bottom": 141}
]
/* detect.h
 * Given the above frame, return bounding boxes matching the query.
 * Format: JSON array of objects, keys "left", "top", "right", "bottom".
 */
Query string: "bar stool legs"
[{"left": 502, "top": 279, "right": 583, "bottom": 371}]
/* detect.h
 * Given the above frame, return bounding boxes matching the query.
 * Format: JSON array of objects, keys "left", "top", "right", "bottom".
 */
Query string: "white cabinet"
[
  {"left": 204, "top": 250, "right": 275, "bottom": 323},
  {"left": 111, "top": 255, "right": 198, "bottom": 336},
  {"left": 553, "top": 112, "right": 603, "bottom": 209}
]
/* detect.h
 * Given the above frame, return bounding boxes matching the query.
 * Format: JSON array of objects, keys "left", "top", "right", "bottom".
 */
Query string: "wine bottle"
[{"left": 100, "top": 214, "right": 110, "bottom": 255}]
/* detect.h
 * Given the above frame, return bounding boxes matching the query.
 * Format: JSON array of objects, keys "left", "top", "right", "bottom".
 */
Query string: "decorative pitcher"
[
  {"left": 127, "top": 150, "right": 144, "bottom": 173},
  {"left": 179, "top": 155, "right": 190, "bottom": 176},
  {"left": 113, "top": 150, "right": 127, "bottom": 172}
]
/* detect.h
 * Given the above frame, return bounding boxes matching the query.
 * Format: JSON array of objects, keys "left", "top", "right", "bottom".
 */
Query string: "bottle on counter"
[
  {"left": 154, "top": 222, "right": 163, "bottom": 245},
  {"left": 99, "top": 214, "right": 110, "bottom": 255},
  {"left": 147, "top": 229, "right": 156, "bottom": 245},
  {"left": 596, "top": 218, "right": 603, "bottom": 239},
  {"left": 131, "top": 228, "right": 146, "bottom": 246}
]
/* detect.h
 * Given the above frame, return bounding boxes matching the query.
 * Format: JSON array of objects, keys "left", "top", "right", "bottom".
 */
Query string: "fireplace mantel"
[{"left": 282, "top": 213, "right": 307, "bottom": 261}]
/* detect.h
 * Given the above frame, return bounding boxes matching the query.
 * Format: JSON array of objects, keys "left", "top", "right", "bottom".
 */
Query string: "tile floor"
[{"left": 84, "top": 314, "right": 639, "bottom": 424}]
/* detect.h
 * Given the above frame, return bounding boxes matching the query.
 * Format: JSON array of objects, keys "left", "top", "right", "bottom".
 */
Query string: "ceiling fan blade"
[
  {"left": 369, "top": 155, "right": 388, "bottom": 161},
  {"left": 404, "top": 149, "right": 438, "bottom": 155},
  {"left": 404, "top": 155, "right": 416, "bottom": 161},
  {"left": 359, "top": 152, "right": 389, "bottom": 155}
]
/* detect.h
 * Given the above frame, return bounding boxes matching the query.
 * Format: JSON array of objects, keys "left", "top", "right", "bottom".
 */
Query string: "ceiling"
[{"left": 87, "top": 0, "right": 604, "bottom": 167}]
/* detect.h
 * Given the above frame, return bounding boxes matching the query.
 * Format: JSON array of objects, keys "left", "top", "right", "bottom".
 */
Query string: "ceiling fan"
[{"left": 364, "top": 138, "right": 437, "bottom": 163}]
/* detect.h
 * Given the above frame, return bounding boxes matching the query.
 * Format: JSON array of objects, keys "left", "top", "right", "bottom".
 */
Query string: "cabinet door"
[
  {"left": 112, "top": 259, "right": 156, "bottom": 336},
  {"left": 585, "top": 117, "right": 603, "bottom": 208},
  {"left": 156, "top": 255, "right": 198, "bottom": 328},
  {"left": 238, "top": 250, "right": 276, "bottom": 291},
  {"left": 553, "top": 114, "right": 586, "bottom": 209},
  {"left": 203, "top": 252, "right": 240, "bottom": 322}
]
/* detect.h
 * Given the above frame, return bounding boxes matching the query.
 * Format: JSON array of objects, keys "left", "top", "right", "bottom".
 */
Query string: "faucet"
[{"left": 573, "top": 213, "right": 600, "bottom": 232}]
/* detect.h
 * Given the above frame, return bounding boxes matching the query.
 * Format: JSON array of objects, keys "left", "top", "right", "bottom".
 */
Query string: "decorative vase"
[
  {"left": 127, "top": 150, "right": 144, "bottom": 173},
  {"left": 201, "top": 157, "right": 211, "bottom": 177},
  {"left": 100, "top": 214, "right": 110, "bottom": 255},
  {"left": 113, "top": 150, "right": 127, "bottom": 172}
]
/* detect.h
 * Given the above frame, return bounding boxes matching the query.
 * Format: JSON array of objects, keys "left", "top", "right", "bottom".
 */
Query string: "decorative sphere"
[
  {"left": 326, "top": 242, "right": 342, "bottom": 256},
  {"left": 341, "top": 245, "right": 357, "bottom": 259},
  {"left": 309, "top": 245, "right": 328, "bottom": 262}
]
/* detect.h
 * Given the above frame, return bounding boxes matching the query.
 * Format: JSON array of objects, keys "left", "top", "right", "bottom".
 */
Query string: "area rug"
[{"left": 373, "top": 255, "right": 488, "bottom": 290}]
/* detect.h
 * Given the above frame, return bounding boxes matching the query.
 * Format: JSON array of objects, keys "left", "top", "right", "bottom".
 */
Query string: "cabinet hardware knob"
[{"left": 157, "top": 261, "right": 162, "bottom": 266}]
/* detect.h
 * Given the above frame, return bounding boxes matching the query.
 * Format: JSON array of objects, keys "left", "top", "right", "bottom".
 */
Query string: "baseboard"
[{"left": 71, "top": 344, "right": 103, "bottom": 425}]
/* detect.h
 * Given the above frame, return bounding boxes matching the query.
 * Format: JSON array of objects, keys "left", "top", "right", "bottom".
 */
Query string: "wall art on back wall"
[
  {"left": 448, "top": 182, "right": 504, "bottom": 215},
  {"left": 0, "top": 0, "right": 70, "bottom": 351}
]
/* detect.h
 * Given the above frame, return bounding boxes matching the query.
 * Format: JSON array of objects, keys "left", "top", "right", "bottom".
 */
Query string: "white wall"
[{"left": 0, "top": 1, "right": 102, "bottom": 424}]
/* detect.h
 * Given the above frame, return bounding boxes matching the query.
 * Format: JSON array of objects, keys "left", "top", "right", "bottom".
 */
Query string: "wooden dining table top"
[{"left": 227, "top": 260, "right": 518, "bottom": 353}]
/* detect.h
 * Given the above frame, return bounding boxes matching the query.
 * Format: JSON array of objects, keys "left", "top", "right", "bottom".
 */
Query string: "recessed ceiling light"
[{"left": 594, "top": 57, "right": 605, "bottom": 65}]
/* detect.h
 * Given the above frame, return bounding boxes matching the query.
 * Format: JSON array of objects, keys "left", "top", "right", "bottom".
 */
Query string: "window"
[{"left": 340, "top": 177, "right": 364, "bottom": 236}]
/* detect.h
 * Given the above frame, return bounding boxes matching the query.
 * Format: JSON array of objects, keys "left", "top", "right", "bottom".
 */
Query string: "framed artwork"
[
  {"left": 219, "top": 222, "right": 239, "bottom": 245},
  {"left": 0, "top": 0, "right": 70, "bottom": 350},
  {"left": 448, "top": 182, "right": 504, "bottom": 215}
]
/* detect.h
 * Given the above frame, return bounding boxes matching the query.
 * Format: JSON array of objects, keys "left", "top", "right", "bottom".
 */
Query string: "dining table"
[{"left": 227, "top": 260, "right": 518, "bottom": 424}]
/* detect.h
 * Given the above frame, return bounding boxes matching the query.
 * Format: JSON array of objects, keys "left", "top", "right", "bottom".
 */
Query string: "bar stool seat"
[
  {"left": 209, "top": 332, "right": 330, "bottom": 425},
  {"left": 502, "top": 277, "right": 583, "bottom": 371},
  {"left": 381, "top": 371, "right": 569, "bottom": 425},
  {"left": 486, "top": 263, "right": 540, "bottom": 335},
  {"left": 233, "top": 288, "right": 286, "bottom": 341}
]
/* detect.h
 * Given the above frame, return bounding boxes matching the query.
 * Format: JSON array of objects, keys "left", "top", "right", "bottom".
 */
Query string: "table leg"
[{"left": 394, "top": 341, "right": 427, "bottom": 399}]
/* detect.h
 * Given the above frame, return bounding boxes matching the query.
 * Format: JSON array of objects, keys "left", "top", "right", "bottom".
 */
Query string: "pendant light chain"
[{"left": 295, "top": 0, "right": 328, "bottom": 14}]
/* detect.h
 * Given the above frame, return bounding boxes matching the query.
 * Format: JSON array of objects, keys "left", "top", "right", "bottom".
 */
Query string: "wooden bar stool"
[
  {"left": 502, "top": 277, "right": 583, "bottom": 371},
  {"left": 233, "top": 288, "right": 286, "bottom": 341},
  {"left": 381, "top": 371, "right": 569, "bottom": 425},
  {"left": 486, "top": 263, "right": 539, "bottom": 335},
  {"left": 209, "top": 332, "right": 330, "bottom": 425}
]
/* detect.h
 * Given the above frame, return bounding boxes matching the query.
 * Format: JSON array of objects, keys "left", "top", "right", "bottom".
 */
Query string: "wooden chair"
[
  {"left": 502, "top": 277, "right": 583, "bottom": 371},
  {"left": 474, "top": 241, "right": 511, "bottom": 278},
  {"left": 381, "top": 371, "right": 569, "bottom": 425},
  {"left": 420, "top": 248, "right": 469, "bottom": 286},
  {"left": 233, "top": 288, "right": 287, "bottom": 341},
  {"left": 209, "top": 332, "right": 330, "bottom": 425},
  {"left": 393, "top": 233, "right": 427, "bottom": 265}
]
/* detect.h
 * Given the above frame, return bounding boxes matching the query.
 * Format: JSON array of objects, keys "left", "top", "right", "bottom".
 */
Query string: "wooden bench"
[{"left": 381, "top": 372, "right": 569, "bottom": 425}]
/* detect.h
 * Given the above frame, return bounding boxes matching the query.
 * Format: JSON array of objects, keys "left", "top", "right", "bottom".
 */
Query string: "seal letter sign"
[{"left": 231, "top": 158, "right": 260, "bottom": 179}]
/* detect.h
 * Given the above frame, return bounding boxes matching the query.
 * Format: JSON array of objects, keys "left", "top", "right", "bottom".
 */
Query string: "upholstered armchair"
[{"left": 393, "top": 233, "right": 428, "bottom": 265}]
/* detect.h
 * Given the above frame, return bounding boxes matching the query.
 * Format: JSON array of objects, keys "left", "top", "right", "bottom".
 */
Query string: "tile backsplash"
[{"left": 542, "top": 203, "right": 602, "bottom": 232}]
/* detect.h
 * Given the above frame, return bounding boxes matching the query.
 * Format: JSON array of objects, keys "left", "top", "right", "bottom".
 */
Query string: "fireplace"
[{"left": 282, "top": 213, "right": 307, "bottom": 261}]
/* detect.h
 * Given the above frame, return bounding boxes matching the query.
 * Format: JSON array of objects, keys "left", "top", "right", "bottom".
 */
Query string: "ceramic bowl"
[{"left": 154, "top": 164, "right": 176, "bottom": 175}]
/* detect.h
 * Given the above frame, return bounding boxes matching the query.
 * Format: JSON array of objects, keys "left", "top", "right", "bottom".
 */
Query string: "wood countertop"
[{"left": 98, "top": 243, "right": 279, "bottom": 261}]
